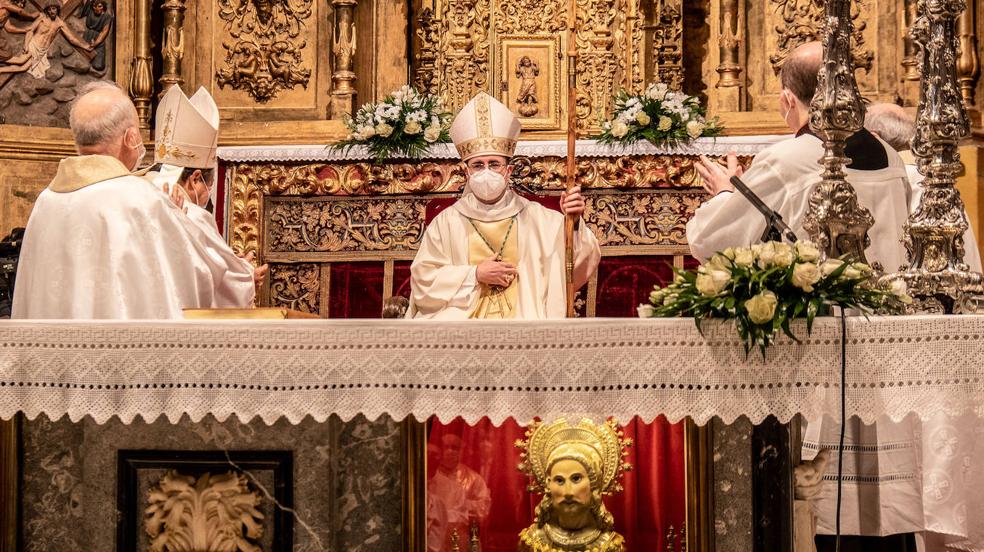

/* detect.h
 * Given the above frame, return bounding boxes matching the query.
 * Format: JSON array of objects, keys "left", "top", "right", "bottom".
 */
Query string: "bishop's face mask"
[{"left": 468, "top": 169, "right": 508, "bottom": 203}]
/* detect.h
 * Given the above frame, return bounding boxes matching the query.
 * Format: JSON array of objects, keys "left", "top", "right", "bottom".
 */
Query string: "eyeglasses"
[{"left": 467, "top": 160, "right": 508, "bottom": 172}]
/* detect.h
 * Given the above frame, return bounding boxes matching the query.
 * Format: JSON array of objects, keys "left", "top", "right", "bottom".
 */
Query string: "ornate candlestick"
[
  {"left": 802, "top": 0, "right": 875, "bottom": 266},
  {"left": 882, "top": 0, "right": 984, "bottom": 313}
]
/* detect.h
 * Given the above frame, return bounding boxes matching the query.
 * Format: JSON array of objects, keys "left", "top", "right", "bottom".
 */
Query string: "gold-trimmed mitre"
[
  {"left": 450, "top": 92, "right": 522, "bottom": 162},
  {"left": 517, "top": 418, "right": 632, "bottom": 495},
  {"left": 154, "top": 85, "right": 220, "bottom": 169}
]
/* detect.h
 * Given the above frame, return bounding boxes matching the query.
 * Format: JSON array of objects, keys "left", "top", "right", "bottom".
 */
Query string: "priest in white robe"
[
  {"left": 865, "top": 102, "right": 982, "bottom": 272},
  {"left": 12, "top": 81, "right": 256, "bottom": 319},
  {"left": 142, "top": 84, "right": 267, "bottom": 296},
  {"left": 407, "top": 93, "right": 600, "bottom": 320},
  {"left": 686, "top": 42, "right": 920, "bottom": 551}
]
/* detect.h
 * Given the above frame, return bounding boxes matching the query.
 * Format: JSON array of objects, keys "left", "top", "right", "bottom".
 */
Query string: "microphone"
[{"left": 728, "top": 176, "right": 798, "bottom": 244}]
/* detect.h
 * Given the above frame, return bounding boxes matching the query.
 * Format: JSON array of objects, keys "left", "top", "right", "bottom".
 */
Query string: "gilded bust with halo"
[{"left": 516, "top": 418, "right": 632, "bottom": 552}]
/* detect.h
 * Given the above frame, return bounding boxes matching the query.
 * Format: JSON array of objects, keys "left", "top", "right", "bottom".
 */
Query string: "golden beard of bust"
[{"left": 517, "top": 524, "right": 624, "bottom": 552}]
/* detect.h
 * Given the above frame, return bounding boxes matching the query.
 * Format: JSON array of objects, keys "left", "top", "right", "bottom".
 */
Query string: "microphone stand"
[{"left": 728, "top": 175, "right": 799, "bottom": 244}]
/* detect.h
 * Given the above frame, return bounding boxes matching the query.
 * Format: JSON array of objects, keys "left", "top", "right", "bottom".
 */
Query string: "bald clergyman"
[{"left": 12, "top": 81, "right": 256, "bottom": 319}]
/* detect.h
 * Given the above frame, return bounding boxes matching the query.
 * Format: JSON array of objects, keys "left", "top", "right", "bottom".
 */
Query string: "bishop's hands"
[
  {"left": 476, "top": 255, "right": 517, "bottom": 288},
  {"left": 695, "top": 152, "right": 743, "bottom": 197},
  {"left": 243, "top": 251, "right": 269, "bottom": 289},
  {"left": 560, "top": 186, "right": 586, "bottom": 217}
]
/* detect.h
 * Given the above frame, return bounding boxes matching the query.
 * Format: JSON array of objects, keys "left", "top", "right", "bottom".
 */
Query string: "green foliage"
[{"left": 640, "top": 241, "right": 911, "bottom": 358}]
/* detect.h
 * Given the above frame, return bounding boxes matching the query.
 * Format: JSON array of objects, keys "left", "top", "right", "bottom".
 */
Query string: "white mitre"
[
  {"left": 450, "top": 92, "right": 521, "bottom": 162},
  {"left": 154, "top": 85, "right": 219, "bottom": 170}
]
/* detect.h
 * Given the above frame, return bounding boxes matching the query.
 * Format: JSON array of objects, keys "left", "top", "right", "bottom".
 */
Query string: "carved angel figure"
[{"left": 515, "top": 55, "right": 539, "bottom": 117}]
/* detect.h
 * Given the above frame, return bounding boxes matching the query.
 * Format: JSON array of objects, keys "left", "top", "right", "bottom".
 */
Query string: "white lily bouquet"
[
  {"left": 596, "top": 83, "right": 723, "bottom": 147},
  {"left": 638, "top": 241, "right": 911, "bottom": 355},
  {"left": 336, "top": 85, "right": 452, "bottom": 162}
]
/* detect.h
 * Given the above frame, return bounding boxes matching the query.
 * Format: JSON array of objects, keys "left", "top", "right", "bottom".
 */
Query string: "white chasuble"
[
  {"left": 686, "top": 133, "right": 913, "bottom": 273},
  {"left": 12, "top": 155, "right": 255, "bottom": 319},
  {"left": 407, "top": 198, "right": 601, "bottom": 320}
]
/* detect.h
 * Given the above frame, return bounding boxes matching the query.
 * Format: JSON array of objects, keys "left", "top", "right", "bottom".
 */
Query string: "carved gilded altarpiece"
[{"left": 412, "top": 0, "right": 661, "bottom": 134}]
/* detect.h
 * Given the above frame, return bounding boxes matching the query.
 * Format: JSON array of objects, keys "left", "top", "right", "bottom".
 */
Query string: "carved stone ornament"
[
  {"left": 769, "top": 0, "right": 874, "bottom": 74},
  {"left": 880, "top": 0, "right": 984, "bottom": 314},
  {"left": 215, "top": 0, "right": 314, "bottom": 103},
  {"left": 801, "top": 0, "right": 875, "bottom": 266},
  {"left": 145, "top": 470, "right": 264, "bottom": 552}
]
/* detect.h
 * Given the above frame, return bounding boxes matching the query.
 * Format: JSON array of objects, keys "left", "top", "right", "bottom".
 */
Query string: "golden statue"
[{"left": 516, "top": 419, "right": 631, "bottom": 552}]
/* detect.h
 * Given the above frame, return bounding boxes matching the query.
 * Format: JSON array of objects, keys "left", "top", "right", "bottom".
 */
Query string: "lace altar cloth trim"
[
  {"left": 1, "top": 315, "right": 981, "bottom": 425},
  {"left": 216, "top": 136, "right": 789, "bottom": 163}
]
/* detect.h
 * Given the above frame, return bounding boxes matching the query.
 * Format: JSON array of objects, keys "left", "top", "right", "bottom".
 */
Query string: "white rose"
[
  {"left": 795, "top": 241, "right": 821, "bottom": 262},
  {"left": 851, "top": 262, "right": 872, "bottom": 276},
  {"left": 657, "top": 116, "right": 672, "bottom": 131},
  {"left": 745, "top": 290, "right": 778, "bottom": 325},
  {"left": 820, "top": 258, "right": 845, "bottom": 277},
  {"left": 791, "top": 262, "right": 822, "bottom": 292},
  {"left": 611, "top": 120, "right": 630, "bottom": 138},
  {"left": 696, "top": 269, "right": 730, "bottom": 297},
  {"left": 404, "top": 120, "right": 423, "bottom": 135},
  {"left": 423, "top": 125, "right": 441, "bottom": 143},
  {"left": 734, "top": 247, "right": 755, "bottom": 268},
  {"left": 637, "top": 304, "right": 656, "bottom": 318},
  {"left": 649, "top": 288, "right": 663, "bottom": 303},
  {"left": 843, "top": 265, "right": 863, "bottom": 280},
  {"left": 663, "top": 293, "right": 678, "bottom": 306},
  {"left": 889, "top": 279, "right": 914, "bottom": 304},
  {"left": 707, "top": 253, "right": 731, "bottom": 271},
  {"left": 375, "top": 123, "right": 394, "bottom": 138},
  {"left": 756, "top": 242, "right": 776, "bottom": 268},
  {"left": 359, "top": 125, "right": 376, "bottom": 138},
  {"left": 772, "top": 242, "right": 795, "bottom": 268},
  {"left": 635, "top": 111, "right": 651, "bottom": 126},
  {"left": 686, "top": 120, "right": 705, "bottom": 138}
]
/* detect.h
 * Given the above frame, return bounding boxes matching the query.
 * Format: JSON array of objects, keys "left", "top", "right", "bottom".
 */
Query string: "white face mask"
[
  {"left": 130, "top": 142, "right": 146, "bottom": 172},
  {"left": 468, "top": 169, "right": 508, "bottom": 203}
]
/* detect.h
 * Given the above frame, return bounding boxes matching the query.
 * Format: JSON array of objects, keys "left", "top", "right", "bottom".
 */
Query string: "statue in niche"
[
  {"left": 79, "top": 0, "right": 112, "bottom": 72},
  {"left": 0, "top": 3, "right": 91, "bottom": 77},
  {"left": 0, "top": 0, "right": 36, "bottom": 60},
  {"left": 516, "top": 418, "right": 631, "bottom": 552},
  {"left": 515, "top": 55, "right": 539, "bottom": 117}
]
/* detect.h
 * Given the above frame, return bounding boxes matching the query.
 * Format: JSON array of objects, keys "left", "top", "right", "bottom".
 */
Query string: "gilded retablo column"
[
  {"left": 159, "top": 0, "right": 186, "bottom": 96},
  {"left": 129, "top": 0, "right": 154, "bottom": 129},
  {"left": 330, "top": 0, "right": 357, "bottom": 118}
]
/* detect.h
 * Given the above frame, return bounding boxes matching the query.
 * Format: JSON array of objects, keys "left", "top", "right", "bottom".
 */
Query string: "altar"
[{"left": 2, "top": 316, "right": 983, "bottom": 551}]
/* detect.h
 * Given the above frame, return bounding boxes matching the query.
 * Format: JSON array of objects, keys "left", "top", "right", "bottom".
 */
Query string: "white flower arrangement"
[
  {"left": 335, "top": 85, "right": 451, "bottom": 162},
  {"left": 638, "top": 240, "right": 911, "bottom": 356},
  {"left": 597, "top": 83, "right": 723, "bottom": 146}
]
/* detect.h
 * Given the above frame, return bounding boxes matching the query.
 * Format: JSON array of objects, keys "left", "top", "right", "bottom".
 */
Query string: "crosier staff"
[{"left": 564, "top": 0, "right": 578, "bottom": 318}]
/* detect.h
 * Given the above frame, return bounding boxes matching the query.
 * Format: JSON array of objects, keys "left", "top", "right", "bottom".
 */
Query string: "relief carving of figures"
[
  {"left": 0, "top": 0, "right": 113, "bottom": 126},
  {"left": 145, "top": 470, "right": 264, "bottom": 552},
  {"left": 515, "top": 55, "right": 539, "bottom": 116},
  {"left": 215, "top": 0, "right": 314, "bottom": 103},
  {"left": 0, "top": 3, "right": 93, "bottom": 77},
  {"left": 768, "top": 0, "right": 873, "bottom": 74}
]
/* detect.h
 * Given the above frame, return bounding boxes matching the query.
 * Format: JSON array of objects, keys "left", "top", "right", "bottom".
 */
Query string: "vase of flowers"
[
  {"left": 334, "top": 85, "right": 452, "bottom": 162},
  {"left": 637, "top": 241, "right": 911, "bottom": 356},
  {"left": 596, "top": 83, "right": 723, "bottom": 147}
]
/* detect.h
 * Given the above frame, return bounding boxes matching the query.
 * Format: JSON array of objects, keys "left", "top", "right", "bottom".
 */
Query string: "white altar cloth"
[
  {"left": 216, "top": 136, "right": 789, "bottom": 163},
  {"left": 0, "top": 315, "right": 981, "bottom": 425}
]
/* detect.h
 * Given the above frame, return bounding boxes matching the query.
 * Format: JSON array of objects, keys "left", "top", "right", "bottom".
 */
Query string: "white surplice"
[
  {"left": 407, "top": 192, "right": 601, "bottom": 320},
  {"left": 686, "top": 132, "right": 926, "bottom": 538},
  {"left": 12, "top": 155, "right": 254, "bottom": 319},
  {"left": 686, "top": 132, "right": 913, "bottom": 272}
]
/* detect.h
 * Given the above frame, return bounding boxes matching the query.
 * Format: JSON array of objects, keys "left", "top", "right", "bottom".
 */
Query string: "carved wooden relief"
[
  {"left": 268, "top": 262, "right": 321, "bottom": 313},
  {"left": 215, "top": 0, "right": 314, "bottom": 103},
  {"left": 0, "top": 0, "right": 116, "bottom": 126}
]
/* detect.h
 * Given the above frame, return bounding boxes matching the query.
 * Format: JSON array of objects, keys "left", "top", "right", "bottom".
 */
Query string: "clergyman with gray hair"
[
  {"left": 865, "top": 102, "right": 982, "bottom": 272},
  {"left": 12, "top": 81, "right": 257, "bottom": 319}
]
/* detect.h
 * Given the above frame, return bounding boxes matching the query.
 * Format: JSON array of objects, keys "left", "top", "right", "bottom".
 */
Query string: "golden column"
[
  {"left": 715, "top": 0, "right": 744, "bottom": 111},
  {"left": 159, "top": 0, "right": 187, "bottom": 97},
  {"left": 902, "top": 0, "right": 922, "bottom": 105},
  {"left": 956, "top": 0, "right": 979, "bottom": 107},
  {"left": 129, "top": 0, "right": 154, "bottom": 129},
  {"left": 329, "top": 0, "right": 358, "bottom": 119}
]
